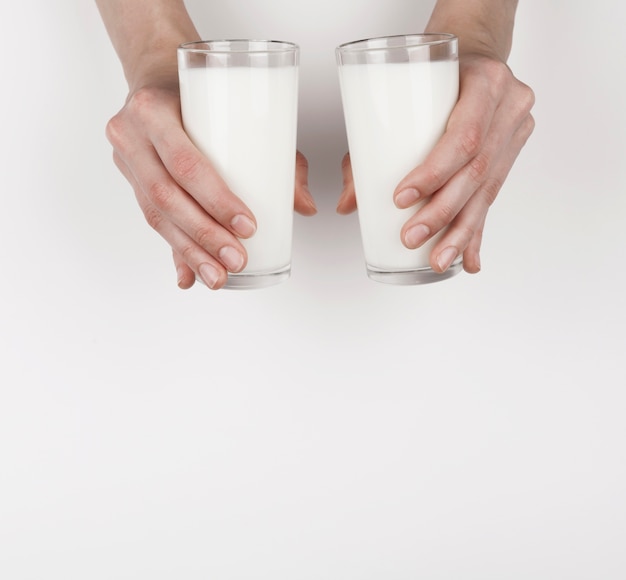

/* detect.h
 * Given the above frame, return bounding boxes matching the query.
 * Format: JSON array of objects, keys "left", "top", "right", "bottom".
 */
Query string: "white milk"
[
  {"left": 339, "top": 60, "right": 458, "bottom": 271},
  {"left": 179, "top": 66, "right": 298, "bottom": 274}
]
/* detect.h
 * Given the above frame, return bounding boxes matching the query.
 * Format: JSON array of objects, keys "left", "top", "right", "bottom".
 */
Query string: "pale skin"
[{"left": 95, "top": 0, "right": 534, "bottom": 289}]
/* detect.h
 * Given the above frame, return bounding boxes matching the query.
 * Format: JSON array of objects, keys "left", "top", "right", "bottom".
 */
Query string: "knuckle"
[
  {"left": 195, "top": 226, "right": 216, "bottom": 250},
  {"left": 105, "top": 114, "right": 126, "bottom": 147},
  {"left": 510, "top": 82, "right": 536, "bottom": 122},
  {"left": 467, "top": 153, "right": 490, "bottom": 184},
  {"left": 458, "top": 124, "right": 483, "bottom": 159},
  {"left": 517, "top": 114, "right": 536, "bottom": 148},
  {"left": 179, "top": 243, "right": 198, "bottom": 265},
  {"left": 525, "top": 113, "right": 536, "bottom": 137},
  {"left": 143, "top": 205, "right": 164, "bottom": 232},
  {"left": 519, "top": 83, "right": 536, "bottom": 112},
  {"left": 481, "top": 177, "right": 503, "bottom": 207},
  {"left": 202, "top": 186, "right": 229, "bottom": 213},
  {"left": 435, "top": 200, "right": 457, "bottom": 224},
  {"left": 171, "top": 149, "right": 203, "bottom": 183},
  {"left": 456, "top": 223, "right": 477, "bottom": 246},
  {"left": 422, "top": 164, "right": 445, "bottom": 191},
  {"left": 148, "top": 181, "right": 175, "bottom": 211}
]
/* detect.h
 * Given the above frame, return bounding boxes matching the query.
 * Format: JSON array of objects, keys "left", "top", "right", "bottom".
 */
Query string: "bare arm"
[{"left": 95, "top": 0, "right": 200, "bottom": 91}]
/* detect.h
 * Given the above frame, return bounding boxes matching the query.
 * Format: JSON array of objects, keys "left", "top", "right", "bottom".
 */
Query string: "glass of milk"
[
  {"left": 336, "top": 34, "right": 460, "bottom": 285},
  {"left": 178, "top": 40, "right": 299, "bottom": 289}
]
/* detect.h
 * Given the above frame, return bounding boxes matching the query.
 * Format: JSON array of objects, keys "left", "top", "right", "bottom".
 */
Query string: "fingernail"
[
  {"left": 395, "top": 188, "right": 420, "bottom": 208},
  {"left": 230, "top": 214, "right": 256, "bottom": 238},
  {"left": 303, "top": 186, "right": 317, "bottom": 210},
  {"left": 437, "top": 247, "right": 458, "bottom": 272},
  {"left": 199, "top": 263, "right": 220, "bottom": 289},
  {"left": 336, "top": 191, "right": 348, "bottom": 211},
  {"left": 176, "top": 266, "right": 186, "bottom": 288},
  {"left": 404, "top": 224, "right": 430, "bottom": 248},
  {"left": 218, "top": 246, "right": 244, "bottom": 273}
]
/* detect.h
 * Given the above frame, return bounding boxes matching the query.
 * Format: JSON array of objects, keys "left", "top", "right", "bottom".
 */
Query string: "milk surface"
[
  {"left": 179, "top": 66, "right": 298, "bottom": 273},
  {"left": 339, "top": 60, "right": 458, "bottom": 271}
]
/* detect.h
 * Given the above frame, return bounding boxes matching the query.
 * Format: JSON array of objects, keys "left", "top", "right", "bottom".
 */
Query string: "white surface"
[{"left": 1, "top": 1, "right": 625, "bottom": 579}]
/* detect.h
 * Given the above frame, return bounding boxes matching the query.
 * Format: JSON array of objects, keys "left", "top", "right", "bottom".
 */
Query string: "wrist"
[
  {"left": 126, "top": 50, "right": 182, "bottom": 94},
  {"left": 96, "top": 0, "right": 200, "bottom": 92},
  {"left": 425, "top": 0, "right": 517, "bottom": 62},
  {"left": 125, "top": 25, "right": 200, "bottom": 93},
  {"left": 426, "top": 21, "right": 509, "bottom": 63}
]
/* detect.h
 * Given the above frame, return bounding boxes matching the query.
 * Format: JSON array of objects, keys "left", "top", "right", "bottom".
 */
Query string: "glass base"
[
  {"left": 366, "top": 260, "right": 462, "bottom": 285},
  {"left": 223, "top": 265, "right": 291, "bottom": 290}
]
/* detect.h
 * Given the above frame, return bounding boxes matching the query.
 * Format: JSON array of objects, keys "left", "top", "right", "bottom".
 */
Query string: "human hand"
[
  {"left": 106, "top": 81, "right": 316, "bottom": 290},
  {"left": 337, "top": 52, "right": 535, "bottom": 274}
]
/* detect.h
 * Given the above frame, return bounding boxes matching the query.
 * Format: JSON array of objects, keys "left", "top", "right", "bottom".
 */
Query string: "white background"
[{"left": 1, "top": 1, "right": 625, "bottom": 579}]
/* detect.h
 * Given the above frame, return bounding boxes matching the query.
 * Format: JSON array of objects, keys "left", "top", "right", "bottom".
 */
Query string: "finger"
[
  {"left": 400, "top": 113, "right": 509, "bottom": 248},
  {"left": 294, "top": 151, "right": 317, "bottom": 216},
  {"left": 393, "top": 63, "right": 501, "bottom": 207},
  {"left": 154, "top": 129, "right": 258, "bottom": 238},
  {"left": 113, "top": 151, "right": 216, "bottom": 288},
  {"left": 132, "top": 175, "right": 230, "bottom": 289},
  {"left": 120, "top": 90, "right": 258, "bottom": 240},
  {"left": 153, "top": 216, "right": 229, "bottom": 290},
  {"left": 117, "top": 141, "right": 249, "bottom": 275},
  {"left": 115, "top": 145, "right": 247, "bottom": 285},
  {"left": 172, "top": 250, "right": 196, "bottom": 289},
  {"left": 400, "top": 76, "right": 535, "bottom": 251},
  {"left": 337, "top": 152, "right": 357, "bottom": 214},
  {"left": 462, "top": 214, "right": 486, "bottom": 274},
  {"left": 428, "top": 113, "right": 535, "bottom": 274},
  {"left": 113, "top": 151, "right": 228, "bottom": 288}
]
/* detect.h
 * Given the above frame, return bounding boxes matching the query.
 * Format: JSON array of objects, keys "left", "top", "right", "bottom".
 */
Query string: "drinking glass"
[
  {"left": 337, "top": 34, "right": 460, "bottom": 285},
  {"left": 178, "top": 40, "right": 299, "bottom": 289}
]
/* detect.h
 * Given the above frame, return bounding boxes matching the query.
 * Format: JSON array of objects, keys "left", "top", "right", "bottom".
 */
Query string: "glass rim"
[
  {"left": 178, "top": 39, "right": 299, "bottom": 55},
  {"left": 336, "top": 33, "right": 457, "bottom": 54}
]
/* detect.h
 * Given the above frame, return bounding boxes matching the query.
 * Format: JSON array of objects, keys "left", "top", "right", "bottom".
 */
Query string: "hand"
[
  {"left": 106, "top": 80, "right": 317, "bottom": 290},
  {"left": 337, "top": 52, "right": 535, "bottom": 274}
]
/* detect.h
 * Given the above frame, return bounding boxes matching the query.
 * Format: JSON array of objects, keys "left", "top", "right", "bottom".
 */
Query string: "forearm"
[
  {"left": 95, "top": 0, "right": 200, "bottom": 90},
  {"left": 425, "top": 0, "right": 519, "bottom": 61}
]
